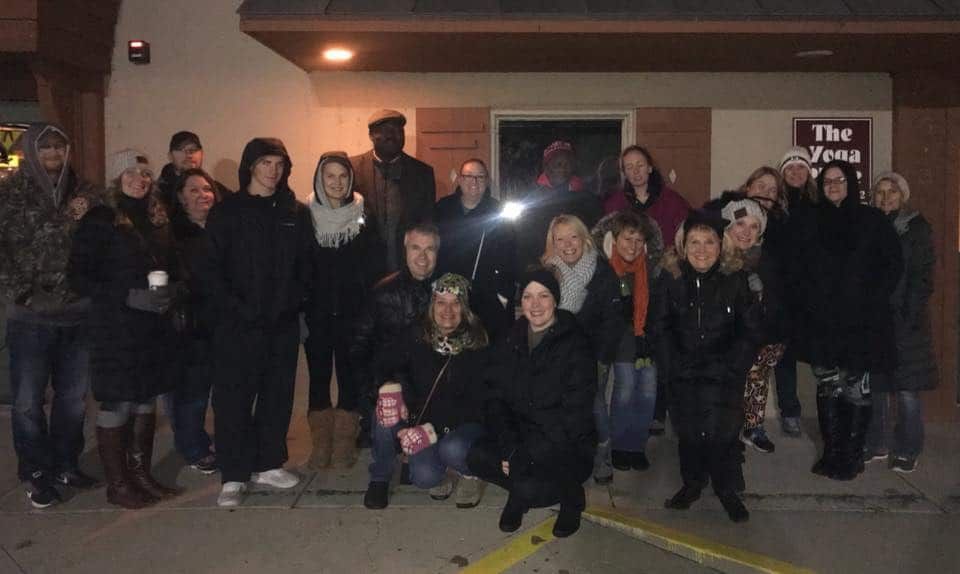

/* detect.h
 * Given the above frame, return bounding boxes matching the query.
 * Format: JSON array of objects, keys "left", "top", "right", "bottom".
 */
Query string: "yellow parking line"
[
  {"left": 584, "top": 507, "right": 816, "bottom": 574},
  {"left": 460, "top": 517, "right": 556, "bottom": 573}
]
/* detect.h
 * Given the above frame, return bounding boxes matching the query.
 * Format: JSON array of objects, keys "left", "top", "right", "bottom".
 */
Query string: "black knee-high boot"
[{"left": 812, "top": 395, "right": 843, "bottom": 477}]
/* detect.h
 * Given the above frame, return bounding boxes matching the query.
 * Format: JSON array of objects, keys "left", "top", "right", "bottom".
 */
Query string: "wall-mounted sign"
[{"left": 793, "top": 117, "right": 872, "bottom": 203}]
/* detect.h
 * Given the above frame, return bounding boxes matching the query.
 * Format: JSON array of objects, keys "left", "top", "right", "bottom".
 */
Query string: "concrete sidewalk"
[{"left": 0, "top": 355, "right": 957, "bottom": 573}]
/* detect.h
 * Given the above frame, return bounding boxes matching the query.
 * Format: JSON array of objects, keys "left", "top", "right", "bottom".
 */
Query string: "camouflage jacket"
[{"left": 0, "top": 168, "right": 101, "bottom": 314}]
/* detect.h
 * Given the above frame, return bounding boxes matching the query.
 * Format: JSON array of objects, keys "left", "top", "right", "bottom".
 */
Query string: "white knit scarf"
[
  {"left": 308, "top": 191, "right": 365, "bottom": 248},
  {"left": 546, "top": 251, "right": 597, "bottom": 313}
]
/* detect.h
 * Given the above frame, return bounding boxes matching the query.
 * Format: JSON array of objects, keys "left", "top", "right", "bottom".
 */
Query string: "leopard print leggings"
[{"left": 743, "top": 344, "right": 787, "bottom": 430}]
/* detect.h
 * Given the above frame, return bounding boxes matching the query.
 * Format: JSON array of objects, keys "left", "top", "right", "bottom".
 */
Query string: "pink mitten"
[
  {"left": 375, "top": 383, "right": 408, "bottom": 427},
  {"left": 397, "top": 423, "right": 438, "bottom": 456}
]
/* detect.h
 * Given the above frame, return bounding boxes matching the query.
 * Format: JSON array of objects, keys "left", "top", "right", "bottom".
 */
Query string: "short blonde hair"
[{"left": 541, "top": 214, "right": 595, "bottom": 263}]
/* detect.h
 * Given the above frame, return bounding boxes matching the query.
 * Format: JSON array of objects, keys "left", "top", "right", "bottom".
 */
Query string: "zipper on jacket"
[{"left": 696, "top": 277, "right": 702, "bottom": 332}]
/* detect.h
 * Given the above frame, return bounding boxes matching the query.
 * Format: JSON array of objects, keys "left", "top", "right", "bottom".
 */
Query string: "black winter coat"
[
  {"left": 872, "top": 210, "right": 937, "bottom": 392},
  {"left": 790, "top": 187, "right": 903, "bottom": 373},
  {"left": 376, "top": 327, "right": 490, "bottom": 436},
  {"left": 515, "top": 186, "right": 602, "bottom": 273},
  {"left": 435, "top": 190, "right": 517, "bottom": 340},
  {"left": 195, "top": 189, "right": 314, "bottom": 329},
  {"left": 350, "top": 269, "right": 433, "bottom": 401},
  {"left": 483, "top": 311, "right": 596, "bottom": 475},
  {"left": 68, "top": 196, "right": 177, "bottom": 402},
  {"left": 655, "top": 260, "right": 762, "bottom": 390},
  {"left": 168, "top": 211, "right": 217, "bottom": 398},
  {"left": 573, "top": 254, "right": 625, "bottom": 364},
  {"left": 306, "top": 218, "right": 385, "bottom": 324},
  {"left": 741, "top": 246, "right": 790, "bottom": 345}
]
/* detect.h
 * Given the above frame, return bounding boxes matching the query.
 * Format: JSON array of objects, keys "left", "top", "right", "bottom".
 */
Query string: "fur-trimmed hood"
[{"left": 591, "top": 210, "right": 664, "bottom": 277}]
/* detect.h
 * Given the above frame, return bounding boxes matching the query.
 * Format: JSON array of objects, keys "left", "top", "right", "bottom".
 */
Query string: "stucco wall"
[{"left": 106, "top": 0, "right": 892, "bottom": 198}]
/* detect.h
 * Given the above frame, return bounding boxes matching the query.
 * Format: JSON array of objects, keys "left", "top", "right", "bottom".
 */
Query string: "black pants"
[
  {"left": 773, "top": 345, "right": 802, "bottom": 418},
  {"left": 670, "top": 378, "right": 743, "bottom": 494},
  {"left": 466, "top": 437, "right": 589, "bottom": 511},
  {"left": 304, "top": 313, "right": 357, "bottom": 412},
  {"left": 212, "top": 319, "right": 299, "bottom": 483}
]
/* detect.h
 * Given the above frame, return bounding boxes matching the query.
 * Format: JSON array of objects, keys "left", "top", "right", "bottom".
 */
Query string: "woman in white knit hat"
[
  {"left": 865, "top": 172, "right": 937, "bottom": 473},
  {"left": 69, "top": 149, "right": 179, "bottom": 509}
]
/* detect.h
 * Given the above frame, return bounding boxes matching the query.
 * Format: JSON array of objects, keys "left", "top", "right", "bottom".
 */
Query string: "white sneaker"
[
  {"left": 250, "top": 468, "right": 299, "bottom": 489},
  {"left": 217, "top": 482, "right": 246, "bottom": 507}
]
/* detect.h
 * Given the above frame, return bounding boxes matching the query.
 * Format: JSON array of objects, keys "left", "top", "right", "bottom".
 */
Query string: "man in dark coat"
[
  {"left": 350, "top": 110, "right": 436, "bottom": 274},
  {"left": 156, "top": 131, "right": 232, "bottom": 208},
  {"left": 435, "top": 158, "right": 517, "bottom": 340},
  {"left": 349, "top": 224, "right": 440, "bottom": 445},
  {"left": 0, "top": 123, "right": 102, "bottom": 507},
  {"left": 791, "top": 160, "right": 903, "bottom": 481},
  {"left": 196, "top": 138, "right": 314, "bottom": 507}
]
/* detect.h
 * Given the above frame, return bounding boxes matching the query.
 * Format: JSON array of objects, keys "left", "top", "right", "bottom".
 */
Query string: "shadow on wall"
[{"left": 213, "top": 158, "right": 239, "bottom": 192}]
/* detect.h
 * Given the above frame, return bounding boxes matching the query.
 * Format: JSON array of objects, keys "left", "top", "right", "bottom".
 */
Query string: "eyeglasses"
[
  {"left": 460, "top": 174, "right": 487, "bottom": 183},
  {"left": 823, "top": 177, "right": 846, "bottom": 186},
  {"left": 177, "top": 146, "right": 201, "bottom": 155}
]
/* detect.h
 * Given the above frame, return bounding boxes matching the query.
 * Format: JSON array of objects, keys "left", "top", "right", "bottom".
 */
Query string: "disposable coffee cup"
[{"left": 147, "top": 271, "right": 169, "bottom": 290}]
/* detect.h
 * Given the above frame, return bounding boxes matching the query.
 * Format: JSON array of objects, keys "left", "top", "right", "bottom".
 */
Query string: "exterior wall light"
[
  {"left": 323, "top": 48, "right": 354, "bottom": 62},
  {"left": 128, "top": 40, "right": 151, "bottom": 64}
]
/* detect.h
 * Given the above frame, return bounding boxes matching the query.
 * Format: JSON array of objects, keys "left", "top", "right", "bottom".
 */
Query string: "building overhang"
[{"left": 238, "top": 2, "right": 960, "bottom": 73}]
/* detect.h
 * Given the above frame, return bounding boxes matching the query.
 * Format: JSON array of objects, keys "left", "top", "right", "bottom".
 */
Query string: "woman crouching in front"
[
  {"left": 363, "top": 273, "right": 490, "bottom": 510},
  {"left": 467, "top": 268, "right": 596, "bottom": 538},
  {"left": 657, "top": 209, "right": 761, "bottom": 522}
]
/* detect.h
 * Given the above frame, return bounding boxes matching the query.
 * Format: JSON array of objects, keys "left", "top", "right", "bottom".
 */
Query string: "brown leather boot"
[
  {"left": 97, "top": 425, "right": 150, "bottom": 509},
  {"left": 331, "top": 409, "right": 361, "bottom": 469},
  {"left": 307, "top": 409, "right": 336, "bottom": 469},
  {"left": 127, "top": 413, "right": 181, "bottom": 499}
]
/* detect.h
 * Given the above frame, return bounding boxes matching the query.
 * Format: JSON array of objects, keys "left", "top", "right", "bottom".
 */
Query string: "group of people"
[{"left": 1, "top": 108, "right": 936, "bottom": 538}]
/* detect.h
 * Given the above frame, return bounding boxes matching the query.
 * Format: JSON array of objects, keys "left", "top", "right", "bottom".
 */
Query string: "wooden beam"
[{"left": 0, "top": 19, "right": 37, "bottom": 52}]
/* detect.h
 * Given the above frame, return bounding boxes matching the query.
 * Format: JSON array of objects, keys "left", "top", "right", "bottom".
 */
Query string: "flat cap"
[{"left": 368, "top": 109, "right": 406, "bottom": 129}]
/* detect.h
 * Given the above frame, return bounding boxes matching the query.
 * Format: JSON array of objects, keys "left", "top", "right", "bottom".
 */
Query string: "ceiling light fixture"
[
  {"left": 323, "top": 48, "right": 354, "bottom": 62},
  {"left": 795, "top": 49, "right": 835, "bottom": 58}
]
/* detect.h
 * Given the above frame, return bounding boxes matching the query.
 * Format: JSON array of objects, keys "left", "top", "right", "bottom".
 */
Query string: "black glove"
[{"left": 126, "top": 287, "right": 171, "bottom": 314}]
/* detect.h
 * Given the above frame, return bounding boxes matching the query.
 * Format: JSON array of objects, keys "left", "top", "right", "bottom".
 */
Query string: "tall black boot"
[
  {"left": 831, "top": 401, "right": 873, "bottom": 481},
  {"left": 811, "top": 395, "right": 842, "bottom": 477}
]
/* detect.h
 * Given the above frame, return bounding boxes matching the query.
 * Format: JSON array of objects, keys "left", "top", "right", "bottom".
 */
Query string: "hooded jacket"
[
  {"left": 435, "top": 187, "right": 517, "bottom": 339},
  {"left": 790, "top": 160, "right": 903, "bottom": 373},
  {"left": 0, "top": 123, "right": 101, "bottom": 324},
  {"left": 195, "top": 138, "right": 313, "bottom": 328},
  {"left": 307, "top": 152, "right": 385, "bottom": 321}
]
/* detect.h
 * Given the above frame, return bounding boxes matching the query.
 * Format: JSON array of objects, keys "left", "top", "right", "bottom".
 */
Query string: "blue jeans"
[
  {"left": 369, "top": 422, "right": 484, "bottom": 488},
  {"left": 8, "top": 320, "right": 90, "bottom": 480},
  {"left": 866, "top": 391, "right": 924, "bottom": 459},
  {"left": 609, "top": 362, "right": 657, "bottom": 452},
  {"left": 162, "top": 391, "right": 213, "bottom": 463}
]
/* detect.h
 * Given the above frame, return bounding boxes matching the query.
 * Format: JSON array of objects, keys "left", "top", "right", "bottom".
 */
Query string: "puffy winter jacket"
[
  {"left": 655, "top": 259, "right": 762, "bottom": 389},
  {"left": 483, "top": 311, "right": 596, "bottom": 471}
]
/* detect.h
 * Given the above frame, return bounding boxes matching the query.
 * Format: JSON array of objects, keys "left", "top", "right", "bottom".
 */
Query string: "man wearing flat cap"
[
  {"left": 350, "top": 110, "right": 436, "bottom": 274},
  {"left": 157, "top": 131, "right": 232, "bottom": 208}
]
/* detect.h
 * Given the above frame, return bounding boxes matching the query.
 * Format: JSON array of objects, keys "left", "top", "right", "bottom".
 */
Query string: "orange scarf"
[{"left": 610, "top": 252, "right": 649, "bottom": 336}]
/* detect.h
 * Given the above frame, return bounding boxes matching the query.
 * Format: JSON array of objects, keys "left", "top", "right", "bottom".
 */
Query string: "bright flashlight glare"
[
  {"left": 323, "top": 48, "right": 353, "bottom": 62},
  {"left": 501, "top": 201, "right": 524, "bottom": 221}
]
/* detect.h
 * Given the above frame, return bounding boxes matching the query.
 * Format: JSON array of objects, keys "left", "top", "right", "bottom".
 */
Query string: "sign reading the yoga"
[{"left": 793, "top": 117, "right": 872, "bottom": 202}]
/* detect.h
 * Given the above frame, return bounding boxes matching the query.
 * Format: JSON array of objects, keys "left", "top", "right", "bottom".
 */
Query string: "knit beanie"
[
  {"left": 873, "top": 171, "right": 911, "bottom": 204},
  {"left": 520, "top": 267, "right": 561, "bottom": 305},
  {"left": 543, "top": 140, "right": 574, "bottom": 165},
  {"left": 107, "top": 149, "right": 151, "bottom": 184},
  {"left": 779, "top": 146, "right": 812, "bottom": 172},
  {"left": 721, "top": 198, "right": 768, "bottom": 237}
]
